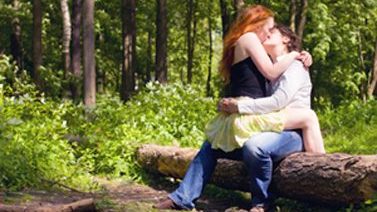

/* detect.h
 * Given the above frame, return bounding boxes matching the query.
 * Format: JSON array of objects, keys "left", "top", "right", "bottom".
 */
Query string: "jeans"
[{"left": 168, "top": 131, "right": 303, "bottom": 209}]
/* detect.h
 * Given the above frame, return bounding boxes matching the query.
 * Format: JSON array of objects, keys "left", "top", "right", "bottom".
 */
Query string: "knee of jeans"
[
  {"left": 242, "top": 141, "right": 267, "bottom": 161},
  {"left": 289, "top": 133, "right": 304, "bottom": 151}
]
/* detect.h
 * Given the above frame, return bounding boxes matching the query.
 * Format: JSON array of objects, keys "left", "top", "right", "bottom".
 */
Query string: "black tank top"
[{"left": 226, "top": 57, "right": 267, "bottom": 98}]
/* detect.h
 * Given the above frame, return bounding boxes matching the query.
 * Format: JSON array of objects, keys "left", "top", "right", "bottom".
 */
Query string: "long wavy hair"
[{"left": 219, "top": 5, "right": 274, "bottom": 84}]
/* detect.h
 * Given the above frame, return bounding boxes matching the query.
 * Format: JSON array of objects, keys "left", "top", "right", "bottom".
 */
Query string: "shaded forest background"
[
  {"left": 1, "top": 0, "right": 376, "bottom": 104},
  {"left": 0, "top": 0, "right": 376, "bottom": 209}
]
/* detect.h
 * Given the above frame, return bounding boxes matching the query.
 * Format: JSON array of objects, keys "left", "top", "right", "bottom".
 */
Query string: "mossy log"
[{"left": 136, "top": 144, "right": 377, "bottom": 206}]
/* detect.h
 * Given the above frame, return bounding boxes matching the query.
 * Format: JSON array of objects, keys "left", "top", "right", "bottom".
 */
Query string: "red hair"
[{"left": 219, "top": 5, "right": 274, "bottom": 83}]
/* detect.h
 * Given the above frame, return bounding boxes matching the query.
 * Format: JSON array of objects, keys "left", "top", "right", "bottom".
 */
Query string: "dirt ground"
[{"left": 0, "top": 177, "right": 252, "bottom": 212}]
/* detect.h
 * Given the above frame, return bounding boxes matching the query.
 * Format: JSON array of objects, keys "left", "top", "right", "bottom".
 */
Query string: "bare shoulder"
[{"left": 237, "top": 32, "right": 260, "bottom": 46}]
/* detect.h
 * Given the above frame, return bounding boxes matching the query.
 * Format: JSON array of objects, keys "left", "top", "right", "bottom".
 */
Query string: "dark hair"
[{"left": 275, "top": 24, "right": 301, "bottom": 52}]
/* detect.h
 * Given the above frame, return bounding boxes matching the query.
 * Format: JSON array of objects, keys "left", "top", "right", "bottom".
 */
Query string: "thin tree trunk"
[
  {"left": 191, "top": 3, "right": 197, "bottom": 83},
  {"left": 357, "top": 30, "right": 368, "bottom": 101},
  {"left": 206, "top": 3, "right": 213, "bottom": 97},
  {"left": 289, "top": 0, "right": 297, "bottom": 32},
  {"left": 233, "top": 0, "right": 244, "bottom": 18},
  {"left": 121, "top": 0, "right": 136, "bottom": 101},
  {"left": 296, "top": 0, "right": 308, "bottom": 47},
  {"left": 32, "top": 0, "right": 43, "bottom": 90},
  {"left": 61, "top": 0, "right": 71, "bottom": 97},
  {"left": 155, "top": 0, "right": 168, "bottom": 84},
  {"left": 219, "top": 0, "right": 230, "bottom": 38},
  {"left": 146, "top": 30, "right": 152, "bottom": 82},
  {"left": 71, "top": 0, "right": 82, "bottom": 102},
  {"left": 83, "top": 0, "right": 96, "bottom": 106},
  {"left": 10, "top": 0, "right": 23, "bottom": 70},
  {"left": 186, "top": 0, "right": 193, "bottom": 84},
  {"left": 368, "top": 39, "right": 377, "bottom": 97},
  {"left": 97, "top": 33, "right": 105, "bottom": 94}
]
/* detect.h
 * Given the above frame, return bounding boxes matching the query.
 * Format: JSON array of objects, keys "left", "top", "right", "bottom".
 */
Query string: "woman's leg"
[
  {"left": 242, "top": 131, "right": 303, "bottom": 209},
  {"left": 282, "top": 108, "right": 325, "bottom": 153}
]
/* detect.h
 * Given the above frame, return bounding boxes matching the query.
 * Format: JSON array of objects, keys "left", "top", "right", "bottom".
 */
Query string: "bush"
[
  {"left": 0, "top": 96, "right": 93, "bottom": 190},
  {"left": 70, "top": 82, "right": 218, "bottom": 179},
  {"left": 317, "top": 99, "right": 377, "bottom": 154}
]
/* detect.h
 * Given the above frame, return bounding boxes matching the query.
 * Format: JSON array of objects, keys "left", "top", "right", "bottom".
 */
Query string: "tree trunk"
[
  {"left": 137, "top": 144, "right": 377, "bottom": 206},
  {"left": 10, "top": 0, "right": 23, "bottom": 70},
  {"left": 233, "top": 0, "right": 244, "bottom": 19},
  {"left": 206, "top": 4, "right": 213, "bottom": 97},
  {"left": 61, "top": 0, "right": 71, "bottom": 97},
  {"left": 368, "top": 39, "right": 377, "bottom": 97},
  {"left": 146, "top": 30, "right": 152, "bottom": 82},
  {"left": 186, "top": 0, "right": 194, "bottom": 84},
  {"left": 296, "top": 0, "right": 308, "bottom": 45},
  {"left": 71, "top": 0, "right": 82, "bottom": 102},
  {"left": 97, "top": 34, "right": 105, "bottom": 94},
  {"left": 155, "top": 0, "right": 168, "bottom": 84},
  {"left": 289, "top": 0, "right": 297, "bottom": 32},
  {"left": 219, "top": 0, "right": 230, "bottom": 38},
  {"left": 83, "top": 0, "right": 96, "bottom": 106},
  {"left": 358, "top": 30, "right": 368, "bottom": 101},
  {"left": 121, "top": 0, "right": 136, "bottom": 101},
  {"left": 32, "top": 0, "right": 43, "bottom": 90}
]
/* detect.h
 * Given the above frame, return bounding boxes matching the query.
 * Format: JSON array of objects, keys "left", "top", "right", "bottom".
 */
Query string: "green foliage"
[
  {"left": 0, "top": 80, "right": 218, "bottom": 190},
  {"left": 318, "top": 99, "right": 377, "bottom": 154},
  {"left": 0, "top": 96, "right": 93, "bottom": 190},
  {"left": 70, "top": 82, "right": 217, "bottom": 179}
]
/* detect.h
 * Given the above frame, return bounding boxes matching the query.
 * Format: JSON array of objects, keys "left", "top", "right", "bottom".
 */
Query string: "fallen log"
[
  {"left": 0, "top": 198, "right": 96, "bottom": 212},
  {"left": 136, "top": 144, "right": 377, "bottom": 206}
]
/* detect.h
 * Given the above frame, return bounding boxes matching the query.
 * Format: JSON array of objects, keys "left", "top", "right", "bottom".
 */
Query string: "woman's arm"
[
  {"left": 220, "top": 61, "right": 310, "bottom": 114},
  {"left": 238, "top": 32, "right": 299, "bottom": 81}
]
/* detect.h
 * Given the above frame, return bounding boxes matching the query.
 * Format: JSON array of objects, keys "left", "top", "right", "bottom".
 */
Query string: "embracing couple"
[{"left": 154, "top": 4, "right": 325, "bottom": 212}]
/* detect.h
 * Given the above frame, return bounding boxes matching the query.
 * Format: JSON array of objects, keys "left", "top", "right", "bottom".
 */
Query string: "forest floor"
[{"left": 0, "top": 176, "right": 344, "bottom": 212}]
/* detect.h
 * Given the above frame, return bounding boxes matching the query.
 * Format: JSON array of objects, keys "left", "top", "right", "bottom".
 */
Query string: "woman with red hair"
[{"left": 154, "top": 5, "right": 319, "bottom": 212}]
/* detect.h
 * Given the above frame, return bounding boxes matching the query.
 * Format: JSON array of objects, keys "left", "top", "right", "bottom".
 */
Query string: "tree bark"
[
  {"left": 358, "top": 30, "right": 368, "bottom": 101},
  {"left": 368, "top": 39, "right": 377, "bottom": 97},
  {"left": 10, "top": 0, "right": 23, "bottom": 70},
  {"left": 289, "top": 0, "right": 297, "bottom": 32},
  {"left": 61, "top": 0, "right": 71, "bottom": 97},
  {"left": 206, "top": 3, "right": 213, "bottom": 97},
  {"left": 186, "top": 0, "right": 194, "bottom": 84},
  {"left": 146, "top": 30, "right": 152, "bottom": 82},
  {"left": 97, "top": 33, "right": 105, "bottom": 94},
  {"left": 296, "top": 0, "right": 308, "bottom": 45},
  {"left": 71, "top": 0, "right": 82, "bottom": 102},
  {"left": 83, "top": 0, "right": 96, "bottom": 106},
  {"left": 233, "top": 0, "right": 244, "bottom": 19},
  {"left": 121, "top": 0, "right": 136, "bottom": 101},
  {"left": 32, "top": 0, "right": 43, "bottom": 90},
  {"left": 0, "top": 198, "right": 95, "bottom": 212},
  {"left": 155, "top": 0, "right": 168, "bottom": 84},
  {"left": 137, "top": 144, "right": 377, "bottom": 206},
  {"left": 219, "top": 0, "right": 230, "bottom": 38}
]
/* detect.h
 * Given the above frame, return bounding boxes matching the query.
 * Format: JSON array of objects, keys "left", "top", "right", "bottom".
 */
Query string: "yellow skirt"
[{"left": 205, "top": 111, "right": 285, "bottom": 152}]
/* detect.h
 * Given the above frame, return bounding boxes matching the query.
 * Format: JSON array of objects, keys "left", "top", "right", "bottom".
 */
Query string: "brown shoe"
[{"left": 153, "top": 197, "right": 185, "bottom": 210}]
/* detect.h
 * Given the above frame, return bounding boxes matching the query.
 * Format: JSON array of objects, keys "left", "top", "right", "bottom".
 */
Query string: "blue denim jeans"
[{"left": 168, "top": 131, "right": 303, "bottom": 209}]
